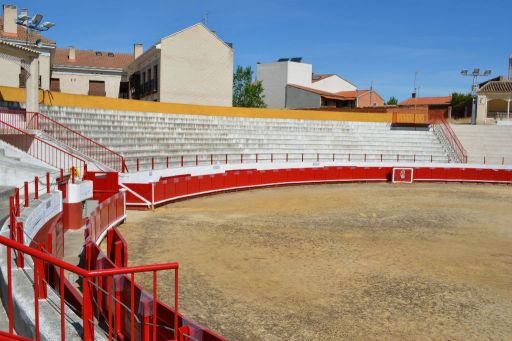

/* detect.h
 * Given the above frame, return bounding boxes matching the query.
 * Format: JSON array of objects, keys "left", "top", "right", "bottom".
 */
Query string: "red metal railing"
[
  {"left": 0, "top": 118, "right": 86, "bottom": 174},
  {"left": 130, "top": 151, "right": 456, "bottom": 172},
  {"left": 0, "top": 109, "right": 27, "bottom": 129},
  {"left": 429, "top": 112, "right": 468, "bottom": 163},
  {"left": 0, "top": 233, "right": 180, "bottom": 341},
  {"left": 28, "top": 112, "right": 127, "bottom": 173}
]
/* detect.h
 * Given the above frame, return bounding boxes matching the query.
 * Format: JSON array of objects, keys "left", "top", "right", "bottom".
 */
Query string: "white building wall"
[
  {"left": 257, "top": 61, "right": 313, "bottom": 108},
  {"left": 0, "top": 58, "right": 20, "bottom": 87},
  {"left": 51, "top": 71, "right": 122, "bottom": 98},
  {"left": 310, "top": 75, "right": 356, "bottom": 93},
  {"left": 159, "top": 24, "right": 233, "bottom": 106}
]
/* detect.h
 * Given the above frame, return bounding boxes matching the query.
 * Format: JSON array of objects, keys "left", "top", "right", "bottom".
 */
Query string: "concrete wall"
[
  {"left": 257, "top": 61, "right": 312, "bottom": 108},
  {"left": 159, "top": 24, "right": 233, "bottom": 106},
  {"left": 51, "top": 71, "right": 122, "bottom": 98},
  {"left": 0, "top": 58, "right": 20, "bottom": 88},
  {"left": 285, "top": 85, "right": 321, "bottom": 109},
  {"left": 311, "top": 75, "right": 356, "bottom": 93}
]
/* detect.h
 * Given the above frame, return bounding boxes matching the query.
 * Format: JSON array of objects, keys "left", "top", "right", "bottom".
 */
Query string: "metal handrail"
[
  {"left": 429, "top": 112, "right": 467, "bottom": 163},
  {"left": 28, "top": 112, "right": 127, "bottom": 172},
  {"left": 0, "top": 118, "right": 87, "bottom": 173}
]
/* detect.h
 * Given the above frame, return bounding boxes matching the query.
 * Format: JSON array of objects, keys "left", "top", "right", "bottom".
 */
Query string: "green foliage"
[
  {"left": 386, "top": 96, "right": 398, "bottom": 105},
  {"left": 233, "top": 66, "right": 266, "bottom": 108},
  {"left": 451, "top": 92, "right": 472, "bottom": 106}
]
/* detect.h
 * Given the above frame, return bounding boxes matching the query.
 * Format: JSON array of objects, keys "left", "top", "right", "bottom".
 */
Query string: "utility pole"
[{"left": 369, "top": 80, "right": 374, "bottom": 107}]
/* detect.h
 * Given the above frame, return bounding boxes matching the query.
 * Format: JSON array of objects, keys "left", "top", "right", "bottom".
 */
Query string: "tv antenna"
[{"left": 202, "top": 11, "right": 211, "bottom": 26}]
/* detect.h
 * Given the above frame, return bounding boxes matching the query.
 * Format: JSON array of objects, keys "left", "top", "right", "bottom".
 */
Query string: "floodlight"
[
  {"left": 461, "top": 69, "right": 468, "bottom": 76},
  {"left": 472, "top": 68, "right": 480, "bottom": 75},
  {"left": 31, "top": 14, "right": 43, "bottom": 26},
  {"left": 483, "top": 70, "right": 492, "bottom": 76},
  {"left": 42, "top": 22, "right": 55, "bottom": 29},
  {"left": 17, "top": 15, "right": 29, "bottom": 22}
]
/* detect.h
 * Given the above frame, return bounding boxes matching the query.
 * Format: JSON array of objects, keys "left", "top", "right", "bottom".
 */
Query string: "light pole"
[
  {"left": 460, "top": 68, "right": 491, "bottom": 125},
  {"left": 16, "top": 13, "right": 54, "bottom": 48}
]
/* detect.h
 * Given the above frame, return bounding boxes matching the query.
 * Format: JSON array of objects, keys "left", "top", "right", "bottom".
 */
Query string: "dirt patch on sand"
[{"left": 116, "top": 183, "right": 512, "bottom": 340}]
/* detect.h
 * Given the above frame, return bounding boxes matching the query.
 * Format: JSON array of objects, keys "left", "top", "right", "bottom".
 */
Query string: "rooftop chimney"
[
  {"left": 412, "top": 91, "right": 417, "bottom": 99},
  {"left": 21, "top": 8, "right": 27, "bottom": 18},
  {"left": 134, "top": 43, "right": 143, "bottom": 59},
  {"left": 68, "top": 46, "right": 76, "bottom": 61},
  {"left": 2, "top": 4, "right": 17, "bottom": 34}
]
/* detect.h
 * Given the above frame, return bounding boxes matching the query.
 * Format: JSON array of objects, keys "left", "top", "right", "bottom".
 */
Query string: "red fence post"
[
  {"left": 71, "top": 167, "right": 75, "bottom": 184},
  {"left": 332, "top": 153, "right": 334, "bottom": 162},
  {"left": 286, "top": 153, "right": 289, "bottom": 162},
  {"left": 414, "top": 154, "right": 416, "bottom": 162},
  {"left": 348, "top": 153, "right": 351, "bottom": 162},
  {"left": 502, "top": 157, "right": 505, "bottom": 165},
  {"left": 24, "top": 182, "right": 29, "bottom": 208},
  {"left": 181, "top": 156, "right": 184, "bottom": 167},
  {"left": 137, "top": 159, "right": 140, "bottom": 172},
  {"left": 46, "top": 172, "right": 50, "bottom": 194},
  {"left": 256, "top": 154, "right": 258, "bottom": 163},
  {"left": 271, "top": 153, "right": 274, "bottom": 163},
  {"left": 380, "top": 153, "right": 383, "bottom": 162},
  {"left": 166, "top": 156, "right": 169, "bottom": 168},
  {"left": 152, "top": 157, "right": 155, "bottom": 170},
  {"left": 82, "top": 277, "right": 94, "bottom": 340},
  {"left": 16, "top": 222, "right": 24, "bottom": 268},
  {"left": 210, "top": 154, "right": 213, "bottom": 165},
  {"left": 196, "top": 155, "right": 198, "bottom": 166},
  {"left": 430, "top": 154, "right": 433, "bottom": 163},
  {"left": 364, "top": 153, "right": 367, "bottom": 162},
  {"left": 483, "top": 156, "right": 486, "bottom": 164},
  {"left": 15, "top": 188, "right": 20, "bottom": 217},
  {"left": 34, "top": 176, "right": 39, "bottom": 200},
  {"left": 317, "top": 153, "right": 319, "bottom": 162},
  {"left": 397, "top": 154, "right": 399, "bottom": 162},
  {"left": 225, "top": 154, "right": 228, "bottom": 164},
  {"left": 241, "top": 154, "right": 243, "bottom": 164},
  {"left": 301, "top": 153, "right": 304, "bottom": 162}
]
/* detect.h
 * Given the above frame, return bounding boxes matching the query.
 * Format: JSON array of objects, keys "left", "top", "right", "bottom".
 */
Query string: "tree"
[
  {"left": 386, "top": 96, "right": 398, "bottom": 105},
  {"left": 451, "top": 92, "right": 472, "bottom": 106},
  {"left": 233, "top": 66, "right": 266, "bottom": 108}
]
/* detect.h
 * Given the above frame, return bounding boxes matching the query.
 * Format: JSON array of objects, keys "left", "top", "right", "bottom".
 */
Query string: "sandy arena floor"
[{"left": 116, "top": 183, "right": 512, "bottom": 341}]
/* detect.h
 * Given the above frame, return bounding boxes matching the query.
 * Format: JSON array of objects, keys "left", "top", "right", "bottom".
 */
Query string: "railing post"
[
  {"left": 483, "top": 156, "right": 486, "bottom": 164},
  {"left": 122, "top": 159, "right": 126, "bottom": 173},
  {"left": 380, "top": 153, "right": 383, "bottom": 162},
  {"left": 317, "top": 153, "right": 319, "bottom": 162},
  {"left": 301, "top": 153, "right": 304, "bottom": 162},
  {"left": 71, "top": 167, "right": 75, "bottom": 184},
  {"left": 364, "top": 153, "right": 367, "bottom": 162},
  {"left": 84, "top": 163, "right": 88, "bottom": 175},
  {"left": 348, "top": 153, "right": 351, "bottom": 162},
  {"left": 241, "top": 154, "right": 243, "bottom": 164},
  {"left": 166, "top": 156, "right": 169, "bottom": 168},
  {"left": 271, "top": 153, "right": 274, "bottom": 163},
  {"left": 414, "top": 154, "right": 416, "bottom": 162},
  {"left": 24, "top": 181, "right": 29, "bottom": 208},
  {"left": 152, "top": 157, "right": 155, "bottom": 170},
  {"left": 430, "top": 154, "right": 433, "bottom": 163},
  {"left": 286, "top": 153, "right": 289, "bottom": 162},
  {"left": 397, "top": 154, "right": 399, "bottom": 162},
  {"left": 46, "top": 172, "right": 50, "bottom": 193},
  {"left": 196, "top": 155, "right": 198, "bottom": 166},
  {"left": 181, "top": 155, "right": 184, "bottom": 167},
  {"left": 332, "top": 153, "right": 334, "bottom": 162},
  {"left": 16, "top": 222, "right": 24, "bottom": 268},
  {"left": 15, "top": 188, "right": 20, "bottom": 217},
  {"left": 137, "top": 159, "right": 140, "bottom": 172},
  {"left": 256, "top": 153, "right": 259, "bottom": 163},
  {"left": 225, "top": 154, "right": 228, "bottom": 164},
  {"left": 502, "top": 157, "right": 505, "bottom": 165},
  {"left": 82, "top": 277, "right": 94, "bottom": 341},
  {"left": 210, "top": 154, "right": 213, "bottom": 165},
  {"left": 34, "top": 176, "right": 39, "bottom": 200}
]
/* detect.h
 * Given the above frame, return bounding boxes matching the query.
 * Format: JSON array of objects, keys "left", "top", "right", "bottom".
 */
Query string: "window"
[
  {"left": 154, "top": 65, "right": 158, "bottom": 91},
  {"left": 50, "top": 78, "right": 60, "bottom": 92},
  {"left": 88, "top": 80, "right": 106, "bottom": 96},
  {"left": 95, "top": 51, "right": 102, "bottom": 56}
]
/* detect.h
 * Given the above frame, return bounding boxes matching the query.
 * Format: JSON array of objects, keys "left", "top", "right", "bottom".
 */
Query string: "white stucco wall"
[
  {"left": 51, "top": 70, "right": 122, "bottom": 98},
  {"left": 310, "top": 75, "right": 356, "bottom": 93},
  {"left": 256, "top": 62, "right": 289, "bottom": 108},
  {"left": 256, "top": 61, "right": 313, "bottom": 109},
  {"left": 0, "top": 58, "right": 20, "bottom": 87},
  {"left": 159, "top": 24, "right": 234, "bottom": 106}
]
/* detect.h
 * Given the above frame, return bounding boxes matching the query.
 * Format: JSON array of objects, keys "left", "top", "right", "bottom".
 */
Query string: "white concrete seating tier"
[
  {"left": 451, "top": 125, "right": 512, "bottom": 165},
  {"left": 43, "top": 106, "right": 451, "bottom": 171}
]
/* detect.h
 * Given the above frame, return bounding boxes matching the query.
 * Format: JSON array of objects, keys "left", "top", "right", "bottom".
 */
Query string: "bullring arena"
[{"left": 0, "top": 88, "right": 512, "bottom": 341}]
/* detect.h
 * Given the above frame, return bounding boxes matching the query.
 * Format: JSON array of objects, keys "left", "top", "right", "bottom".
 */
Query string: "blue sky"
[{"left": 13, "top": 0, "right": 512, "bottom": 101}]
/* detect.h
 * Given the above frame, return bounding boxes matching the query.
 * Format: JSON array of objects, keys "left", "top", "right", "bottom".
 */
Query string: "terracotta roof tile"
[
  {"left": 478, "top": 81, "right": 512, "bottom": 93},
  {"left": 53, "top": 47, "right": 134, "bottom": 69},
  {"left": 399, "top": 96, "right": 452, "bottom": 106},
  {"left": 336, "top": 90, "right": 370, "bottom": 97},
  {"left": 0, "top": 16, "right": 55, "bottom": 45},
  {"left": 311, "top": 74, "right": 334, "bottom": 83}
]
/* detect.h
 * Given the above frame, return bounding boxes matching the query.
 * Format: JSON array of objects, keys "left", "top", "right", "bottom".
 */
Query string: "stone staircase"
[
  {"left": 43, "top": 106, "right": 452, "bottom": 171},
  {"left": 451, "top": 124, "right": 512, "bottom": 165}
]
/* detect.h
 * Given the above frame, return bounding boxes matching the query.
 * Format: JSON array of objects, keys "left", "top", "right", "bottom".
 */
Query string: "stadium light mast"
[
  {"left": 460, "top": 68, "right": 492, "bottom": 125},
  {"left": 16, "top": 12, "right": 55, "bottom": 48}
]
